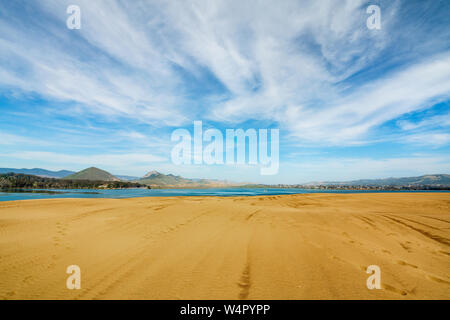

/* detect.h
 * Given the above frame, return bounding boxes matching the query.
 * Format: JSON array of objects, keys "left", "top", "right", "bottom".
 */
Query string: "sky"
[{"left": 0, "top": 0, "right": 449, "bottom": 184}]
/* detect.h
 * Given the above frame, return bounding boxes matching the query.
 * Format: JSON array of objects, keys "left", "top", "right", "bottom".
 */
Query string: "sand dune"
[{"left": 0, "top": 193, "right": 449, "bottom": 299}]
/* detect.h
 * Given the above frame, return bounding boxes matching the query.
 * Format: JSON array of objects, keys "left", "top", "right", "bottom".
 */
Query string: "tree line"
[{"left": 0, "top": 173, "right": 148, "bottom": 189}]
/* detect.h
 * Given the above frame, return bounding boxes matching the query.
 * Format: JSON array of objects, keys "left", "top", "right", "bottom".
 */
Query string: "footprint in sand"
[
  {"left": 426, "top": 275, "right": 450, "bottom": 285},
  {"left": 382, "top": 283, "right": 409, "bottom": 296},
  {"left": 330, "top": 255, "right": 347, "bottom": 264},
  {"left": 436, "top": 250, "right": 450, "bottom": 257},
  {"left": 22, "top": 275, "right": 33, "bottom": 284},
  {"left": 395, "top": 260, "right": 418, "bottom": 269},
  {"left": 53, "top": 221, "right": 71, "bottom": 248},
  {"left": 399, "top": 241, "right": 413, "bottom": 253}
]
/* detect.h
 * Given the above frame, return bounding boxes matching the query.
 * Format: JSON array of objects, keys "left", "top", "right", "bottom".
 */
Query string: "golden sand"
[{"left": 0, "top": 193, "right": 449, "bottom": 300}]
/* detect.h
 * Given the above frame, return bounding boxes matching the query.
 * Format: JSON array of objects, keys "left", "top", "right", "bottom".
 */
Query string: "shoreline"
[
  {"left": 0, "top": 190, "right": 449, "bottom": 200},
  {"left": 1, "top": 189, "right": 449, "bottom": 204}
]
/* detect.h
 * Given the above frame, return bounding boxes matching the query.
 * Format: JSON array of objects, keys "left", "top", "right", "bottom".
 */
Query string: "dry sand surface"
[{"left": 0, "top": 193, "right": 449, "bottom": 300}]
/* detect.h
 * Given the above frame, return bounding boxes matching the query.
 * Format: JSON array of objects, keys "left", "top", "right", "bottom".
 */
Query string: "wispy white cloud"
[
  {"left": 282, "top": 54, "right": 450, "bottom": 144},
  {"left": 404, "top": 133, "right": 450, "bottom": 147},
  {"left": 0, "top": 0, "right": 188, "bottom": 125},
  {"left": 1, "top": 0, "right": 447, "bottom": 145},
  {"left": 4, "top": 151, "right": 167, "bottom": 168},
  {"left": 0, "top": 132, "right": 52, "bottom": 146},
  {"left": 117, "top": 130, "right": 147, "bottom": 140},
  {"left": 279, "top": 155, "right": 450, "bottom": 183},
  {"left": 397, "top": 112, "right": 450, "bottom": 131}
]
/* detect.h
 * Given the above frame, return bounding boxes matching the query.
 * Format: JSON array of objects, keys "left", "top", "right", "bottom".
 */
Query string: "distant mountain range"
[
  {"left": 305, "top": 174, "right": 450, "bottom": 187},
  {"left": 0, "top": 167, "right": 235, "bottom": 188},
  {"left": 61, "top": 167, "right": 236, "bottom": 188},
  {"left": 0, "top": 168, "right": 448, "bottom": 188},
  {"left": 0, "top": 168, "right": 75, "bottom": 178}
]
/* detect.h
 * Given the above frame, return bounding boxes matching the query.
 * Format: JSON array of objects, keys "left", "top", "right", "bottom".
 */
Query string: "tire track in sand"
[{"left": 382, "top": 215, "right": 450, "bottom": 246}]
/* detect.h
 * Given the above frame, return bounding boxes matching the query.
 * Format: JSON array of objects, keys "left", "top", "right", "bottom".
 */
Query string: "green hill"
[
  {"left": 139, "top": 171, "right": 193, "bottom": 186},
  {"left": 138, "top": 170, "right": 236, "bottom": 188},
  {"left": 64, "top": 167, "right": 120, "bottom": 181}
]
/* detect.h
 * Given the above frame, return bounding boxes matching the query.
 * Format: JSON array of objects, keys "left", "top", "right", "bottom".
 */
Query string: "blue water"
[{"left": 0, "top": 188, "right": 447, "bottom": 201}]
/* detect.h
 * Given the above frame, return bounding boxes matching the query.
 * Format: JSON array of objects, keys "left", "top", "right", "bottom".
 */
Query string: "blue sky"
[{"left": 0, "top": 0, "right": 449, "bottom": 183}]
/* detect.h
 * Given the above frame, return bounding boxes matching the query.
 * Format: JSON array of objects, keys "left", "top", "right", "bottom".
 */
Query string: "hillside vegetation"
[
  {"left": 63, "top": 167, "right": 120, "bottom": 181},
  {"left": 0, "top": 173, "right": 147, "bottom": 190}
]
